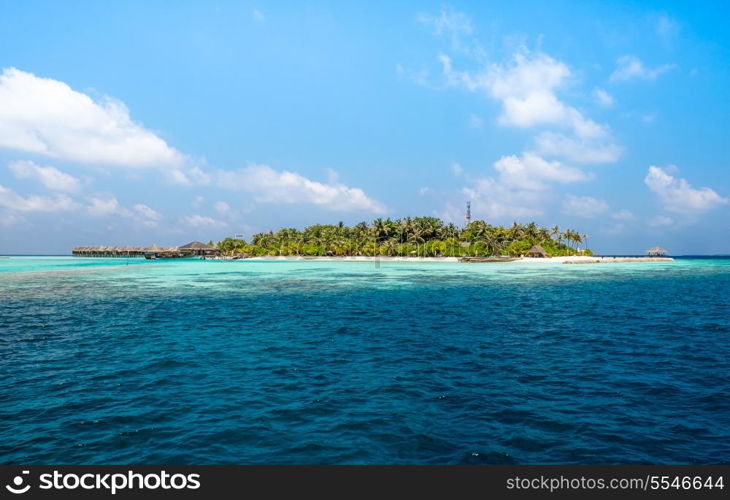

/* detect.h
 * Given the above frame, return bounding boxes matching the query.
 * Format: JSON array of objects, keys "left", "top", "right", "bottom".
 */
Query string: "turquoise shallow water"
[{"left": 1, "top": 256, "right": 729, "bottom": 464}]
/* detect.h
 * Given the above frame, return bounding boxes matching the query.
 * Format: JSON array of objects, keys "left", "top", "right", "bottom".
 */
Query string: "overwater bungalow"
[
  {"left": 144, "top": 244, "right": 188, "bottom": 259},
  {"left": 72, "top": 241, "right": 220, "bottom": 259},
  {"left": 72, "top": 246, "right": 146, "bottom": 257},
  {"left": 179, "top": 241, "right": 218, "bottom": 256}
]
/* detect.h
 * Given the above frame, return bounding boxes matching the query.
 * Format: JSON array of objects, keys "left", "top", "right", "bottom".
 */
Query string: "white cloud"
[
  {"left": 87, "top": 197, "right": 125, "bottom": 217},
  {"left": 252, "top": 8, "right": 266, "bottom": 23},
  {"left": 609, "top": 56, "right": 675, "bottom": 83},
  {"left": 534, "top": 131, "right": 621, "bottom": 164},
  {"left": 451, "top": 162, "right": 464, "bottom": 176},
  {"left": 0, "top": 211, "right": 23, "bottom": 226},
  {"left": 656, "top": 15, "right": 679, "bottom": 42},
  {"left": 561, "top": 194, "right": 609, "bottom": 218},
  {"left": 494, "top": 153, "right": 588, "bottom": 190},
  {"left": 0, "top": 68, "right": 185, "bottom": 169},
  {"left": 644, "top": 166, "right": 728, "bottom": 213},
  {"left": 648, "top": 215, "right": 674, "bottom": 227},
  {"left": 460, "top": 153, "right": 588, "bottom": 220},
  {"left": 192, "top": 196, "right": 204, "bottom": 208},
  {"left": 462, "top": 178, "right": 545, "bottom": 219},
  {"left": 439, "top": 49, "right": 620, "bottom": 164},
  {"left": 395, "top": 64, "right": 430, "bottom": 87},
  {"left": 214, "top": 201, "right": 231, "bottom": 215},
  {"left": 8, "top": 160, "right": 80, "bottom": 192},
  {"left": 0, "top": 185, "right": 79, "bottom": 212},
  {"left": 440, "top": 50, "right": 603, "bottom": 133},
  {"left": 612, "top": 209, "right": 635, "bottom": 220},
  {"left": 419, "top": 7, "right": 473, "bottom": 37},
  {"left": 593, "top": 88, "right": 615, "bottom": 108},
  {"left": 163, "top": 165, "right": 211, "bottom": 186},
  {"left": 181, "top": 214, "right": 226, "bottom": 228},
  {"left": 468, "top": 114, "right": 483, "bottom": 128},
  {"left": 215, "top": 164, "right": 386, "bottom": 213},
  {"left": 418, "top": 187, "right": 432, "bottom": 196},
  {"left": 418, "top": 6, "right": 479, "bottom": 54},
  {"left": 605, "top": 223, "right": 626, "bottom": 235},
  {"left": 440, "top": 51, "right": 571, "bottom": 128},
  {"left": 87, "top": 197, "right": 161, "bottom": 226},
  {"left": 133, "top": 203, "right": 161, "bottom": 221}
]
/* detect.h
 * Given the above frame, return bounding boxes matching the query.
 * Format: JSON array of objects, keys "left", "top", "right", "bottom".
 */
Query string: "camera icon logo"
[{"left": 5, "top": 471, "right": 31, "bottom": 494}]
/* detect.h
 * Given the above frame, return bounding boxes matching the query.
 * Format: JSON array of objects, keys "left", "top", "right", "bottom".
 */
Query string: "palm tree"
[{"left": 382, "top": 239, "right": 397, "bottom": 256}]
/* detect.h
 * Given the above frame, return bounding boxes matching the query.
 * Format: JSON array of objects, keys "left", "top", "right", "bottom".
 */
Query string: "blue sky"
[{"left": 0, "top": 0, "right": 728, "bottom": 254}]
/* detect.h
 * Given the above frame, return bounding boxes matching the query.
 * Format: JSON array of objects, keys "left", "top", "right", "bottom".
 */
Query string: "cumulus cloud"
[
  {"left": 181, "top": 214, "right": 226, "bottom": 228},
  {"left": 418, "top": 6, "right": 479, "bottom": 54},
  {"left": 612, "top": 209, "right": 635, "bottom": 220},
  {"left": 252, "top": 8, "right": 265, "bottom": 23},
  {"left": 561, "top": 194, "right": 609, "bottom": 218},
  {"left": 87, "top": 197, "right": 125, "bottom": 217},
  {"left": 467, "top": 114, "right": 483, "bottom": 128},
  {"left": 215, "top": 164, "right": 386, "bottom": 213},
  {"left": 0, "top": 68, "right": 185, "bottom": 169},
  {"left": 656, "top": 15, "right": 679, "bottom": 43},
  {"left": 533, "top": 131, "right": 621, "bottom": 164},
  {"left": 0, "top": 185, "right": 79, "bottom": 212},
  {"left": 594, "top": 88, "right": 615, "bottom": 108},
  {"left": 460, "top": 153, "right": 588, "bottom": 220},
  {"left": 133, "top": 204, "right": 161, "bottom": 221},
  {"left": 87, "top": 197, "right": 161, "bottom": 226},
  {"left": 214, "top": 201, "right": 231, "bottom": 215},
  {"left": 0, "top": 211, "right": 23, "bottom": 226},
  {"left": 644, "top": 166, "right": 728, "bottom": 213},
  {"left": 395, "top": 64, "right": 430, "bottom": 87},
  {"left": 440, "top": 51, "right": 596, "bottom": 132},
  {"left": 648, "top": 215, "right": 674, "bottom": 227},
  {"left": 8, "top": 160, "right": 80, "bottom": 192},
  {"left": 462, "top": 178, "right": 545, "bottom": 219},
  {"left": 440, "top": 51, "right": 572, "bottom": 128},
  {"left": 494, "top": 153, "right": 588, "bottom": 190},
  {"left": 416, "top": 9, "right": 626, "bottom": 221},
  {"left": 609, "top": 56, "right": 675, "bottom": 83},
  {"left": 439, "top": 49, "right": 620, "bottom": 165},
  {"left": 418, "top": 6, "right": 473, "bottom": 37}
]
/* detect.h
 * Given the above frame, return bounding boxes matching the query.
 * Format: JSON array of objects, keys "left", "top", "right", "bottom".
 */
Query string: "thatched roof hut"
[
  {"left": 144, "top": 244, "right": 162, "bottom": 252},
  {"left": 526, "top": 245, "right": 547, "bottom": 258},
  {"left": 646, "top": 246, "right": 668, "bottom": 256},
  {"left": 179, "top": 241, "right": 218, "bottom": 255},
  {"left": 179, "top": 241, "right": 216, "bottom": 250}
]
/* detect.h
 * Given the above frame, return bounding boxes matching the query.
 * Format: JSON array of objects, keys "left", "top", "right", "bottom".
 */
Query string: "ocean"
[{"left": 1, "top": 256, "right": 729, "bottom": 464}]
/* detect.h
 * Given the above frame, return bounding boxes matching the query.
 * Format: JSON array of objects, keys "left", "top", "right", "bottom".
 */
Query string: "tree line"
[{"left": 215, "top": 217, "right": 591, "bottom": 257}]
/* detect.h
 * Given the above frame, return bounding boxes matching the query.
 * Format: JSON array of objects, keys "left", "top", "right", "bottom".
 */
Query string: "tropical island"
[
  {"left": 72, "top": 217, "right": 673, "bottom": 262},
  {"left": 215, "top": 217, "right": 590, "bottom": 258}
]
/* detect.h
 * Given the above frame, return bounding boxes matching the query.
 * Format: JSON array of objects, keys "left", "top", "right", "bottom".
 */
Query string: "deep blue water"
[{"left": 1, "top": 257, "right": 729, "bottom": 464}]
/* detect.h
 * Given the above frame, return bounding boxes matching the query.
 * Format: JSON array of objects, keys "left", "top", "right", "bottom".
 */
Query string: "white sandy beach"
[{"left": 238, "top": 255, "right": 674, "bottom": 263}]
